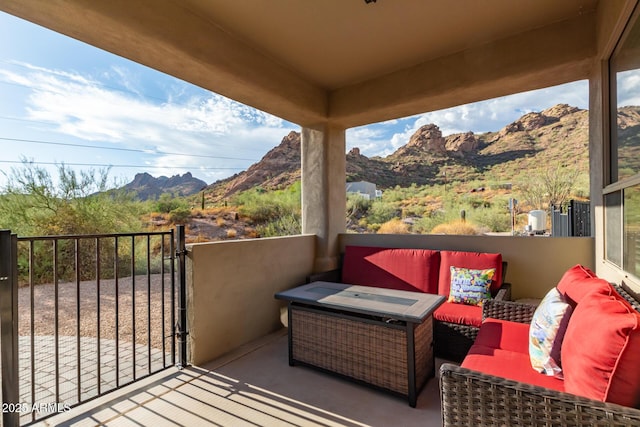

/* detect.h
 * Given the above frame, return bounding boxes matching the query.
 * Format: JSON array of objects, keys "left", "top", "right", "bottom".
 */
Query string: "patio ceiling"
[{"left": 1, "top": 0, "right": 598, "bottom": 127}]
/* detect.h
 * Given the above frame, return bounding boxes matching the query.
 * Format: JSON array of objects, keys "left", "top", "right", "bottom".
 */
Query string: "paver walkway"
[{"left": 16, "top": 336, "right": 172, "bottom": 424}]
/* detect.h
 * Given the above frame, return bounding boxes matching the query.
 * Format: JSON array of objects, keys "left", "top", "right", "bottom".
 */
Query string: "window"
[
  {"left": 625, "top": 184, "right": 640, "bottom": 277},
  {"left": 608, "top": 6, "right": 640, "bottom": 279},
  {"left": 610, "top": 7, "right": 640, "bottom": 183}
]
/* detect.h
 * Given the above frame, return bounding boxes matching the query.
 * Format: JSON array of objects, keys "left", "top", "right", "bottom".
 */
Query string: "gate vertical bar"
[
  {"left": 160, "top": 235, "right": 166, "bottom": 367},
  {"left": 131, "top": 236, "right": 136, "bottom": 380},
  {"left": 75, "top": 238, "right": 82, "bottom": 403},
  {"left": 1, "top": 230, "right": 19, "bottom": 427},
  {"left": 53, "top": 239, "right": 60, "bottom": 403},
  {"left": 114, "top": 236, "right": 120, "bottom": 388},
  {"left": 146, "top": 235, "right": 152, "bottom": 374},
  {"left": 96, "top": 237, "right": 102, "bottom": 395},
  {"left": 568, "top": 201, "right": 574, "bottom": 237},
  {"left": 170, "top": 230, "right": 176, "bottom": 366},
  {"left": 176, "top": 225, "right": 188, "bottom": 369},
  {"left": 29, "top": 241, "right": 35, "bottom": 423}
]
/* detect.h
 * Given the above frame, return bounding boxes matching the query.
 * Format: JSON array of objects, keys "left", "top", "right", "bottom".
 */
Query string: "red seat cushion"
[
  {"left": 433, "top": 301, "right": 483, "bottom": 328},
  {"left": 473, "top": 318, "right": 530, "bottom": 354},
  {"left": 561, "top": 288, "right": 640, "bottom": 407},
  {"left": 555, "top": 264, "right": 612, "bottom": 306},
  {"left": 462, "top": 345, "right": 565, "bottom": 392},
  {"left": 438, "top": 250, "right": 503, "bottom": 296},
  {"left": 341, "top": 246, "right": 440, "bottom": 293}
]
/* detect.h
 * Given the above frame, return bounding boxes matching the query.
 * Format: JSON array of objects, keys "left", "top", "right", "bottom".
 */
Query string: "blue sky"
[{"left": 0, "top": 11, "right": 593, "bottom": 188}]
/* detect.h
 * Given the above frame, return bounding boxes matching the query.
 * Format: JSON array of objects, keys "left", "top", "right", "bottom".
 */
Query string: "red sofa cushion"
[
  {"left": 556, "top": 264, "right": 612, "bottom": 306},
  {"left": 341, "top": 246, "right": 440, "bottom": 293},
  {"left": 433, "top": 301, "right": 483, "bottom": 328},
  {"left": 462, "top": 345, "right": 565, "bottom": 392},
  {"left": 473, "top": 318, "right": 529, "bottom": 354},
  {"left": 561, "top": 288, "right": 640, "bottom": 407},
  {"left": 438, "top": 250, "right": 503, "bottom": 296}
]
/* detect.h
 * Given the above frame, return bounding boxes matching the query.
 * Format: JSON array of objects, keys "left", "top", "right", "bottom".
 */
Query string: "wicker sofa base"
[
  {"left": 440, "top": 363, "right": 640, "bottom": 426},
  {"left": 289, "top": 303, "right": 434, "bottom": 407},
  {"left": 434, "top": 321, "right": 478, "bottom": 362}
]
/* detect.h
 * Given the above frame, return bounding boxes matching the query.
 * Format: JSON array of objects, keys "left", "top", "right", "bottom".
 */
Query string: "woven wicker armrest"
[
  {"left": 493, "top": 282, "right": 511, "bottom": 301},
  {"left": 482, "top": 299, "right": 537, "bottom": 324},
  {"left": 439, "top": 363, "right": 640, "bottom": 426},
  {"left": 306, "top": 268, "right": 341, "bottom": 283}
]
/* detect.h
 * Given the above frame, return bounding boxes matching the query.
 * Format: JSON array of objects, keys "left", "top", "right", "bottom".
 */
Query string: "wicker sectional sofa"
[
  {"left": 308, "top": 245, "right": 510, "bottom": 361},
  {"left": 440, "top": 265, "right": 640, "bottom": 426}
]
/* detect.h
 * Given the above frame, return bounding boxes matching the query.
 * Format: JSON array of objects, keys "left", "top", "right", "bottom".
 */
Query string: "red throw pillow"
[
  {"left": 438, "top": 250, "right": 502, "bottom": 297},
  {"left": 556, "top": 264, "right": 612, "bottom": 306},
  {"left": 561, "top": 289, "right": 640, "bottom": 407}
]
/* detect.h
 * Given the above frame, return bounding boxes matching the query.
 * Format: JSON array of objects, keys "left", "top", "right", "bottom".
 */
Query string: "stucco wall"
[
  {"left": 186, "top": 235, "right": 315, "bottom": 365},
  {"left": 339, "top": 234, "right": 595, "bottom": 300}
]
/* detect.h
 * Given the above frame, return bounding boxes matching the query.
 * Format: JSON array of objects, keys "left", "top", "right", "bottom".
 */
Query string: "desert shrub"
[
  {"left": 470, "top": 208, "right": 511, "bottom": 232},
  {"left": 367, "top": 201, "right": 400, "bottom": 224},
  {"left": 155, "top": 193, "right": 188, "bottom": 213},
  {"left": 233, "top": 182, "right": 300, "bottom": 225},
  {"left": 413, "top": 216, "right": 444, "bottom": 234},
  {"left": 377, "top": 218, "right": 410, "bottom": 234},
  {"left": 169, "top": 207, "right": 191, "bottom": 224},
  {"left": 257, "top": 213, "right": 301, "bottom": 237},
  {"left": 431, "top": 220, "right": 482, "bottom": 235},
  {"left": 401, "top": 205, "right": 427, "bottom": 218},
  {"left": 367, "top": 223, "right": 381, "bottom": 232}
]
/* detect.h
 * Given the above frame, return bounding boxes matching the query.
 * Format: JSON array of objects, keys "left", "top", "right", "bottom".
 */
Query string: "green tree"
[
  {"left": 519, "top": 164, "right": 581, "bottom": 210},
  {"left": 0, "top": 160, "right": 147, "bottom": 283},
  {"left": 0, "top": 159, "right": 142, "bottom": 236}
]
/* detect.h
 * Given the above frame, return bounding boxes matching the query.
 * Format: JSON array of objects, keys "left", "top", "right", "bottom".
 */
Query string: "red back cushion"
[
  {"left": 438, "top": 250, "right": 503, "bottom": 296},
  {"left": 561, "top": 288, "right": 640, "bottom": 407},
  {"left": 341, "top": 246, "right": 440, "bottom": 293},
  {"left": 556, "top": 264, "right": 612, "bottom": 306}
]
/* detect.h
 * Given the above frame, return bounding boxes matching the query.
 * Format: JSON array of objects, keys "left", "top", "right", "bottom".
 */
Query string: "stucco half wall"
[
  {"left": 339, "top": 234, "right": 595, "bottom": 300},
  {"left": 186, "top": 234, "right": 315, "bottom": 365}
]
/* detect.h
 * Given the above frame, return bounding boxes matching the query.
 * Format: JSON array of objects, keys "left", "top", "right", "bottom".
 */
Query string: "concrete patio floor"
[{"left": 35, "top": 329, "right": 445, "bottom": 426}]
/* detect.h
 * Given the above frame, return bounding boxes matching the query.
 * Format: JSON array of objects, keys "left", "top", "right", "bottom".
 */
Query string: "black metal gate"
[
  {"left": 551, "top": 200, "right": 591, "bottom": 237},
  {"left": 0, "top": 226, "right": 188, "bottom": 426}
]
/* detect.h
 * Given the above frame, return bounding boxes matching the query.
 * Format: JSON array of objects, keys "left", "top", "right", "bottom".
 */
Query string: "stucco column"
[{"left": 301, "top": 125, "right": 346, "bottom": 272}]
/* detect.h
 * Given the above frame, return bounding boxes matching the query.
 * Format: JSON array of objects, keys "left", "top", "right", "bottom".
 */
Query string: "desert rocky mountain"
[
  {"left": 129, "top": 103, "right": 625, "bottom": 201},
  {"left": 203, "top": 103, "right": 597, "bottom": 200},
  {"left": 122, "top": 172, "right": 207, "bottom": 201}
]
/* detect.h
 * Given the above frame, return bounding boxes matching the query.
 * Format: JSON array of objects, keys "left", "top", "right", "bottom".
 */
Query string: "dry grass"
[
  {"left": 431, "top": 220, "right": 482, "bottom": 235},
  {"left": 378, "top": 218, "right": 410, "bottom": 234}
]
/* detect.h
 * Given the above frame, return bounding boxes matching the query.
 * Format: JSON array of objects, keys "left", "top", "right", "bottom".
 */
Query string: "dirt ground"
[{"left": 18, "top": 274, "right": 177, "bottom": 350}]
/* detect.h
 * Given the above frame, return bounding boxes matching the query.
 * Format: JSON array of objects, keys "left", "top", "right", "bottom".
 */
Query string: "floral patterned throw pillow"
[
  {"left": 529, "top": 287, "right": 573, "bottom": 377},
  {"left": 447, "top": 266, "right": 495, "bottom": 306}
]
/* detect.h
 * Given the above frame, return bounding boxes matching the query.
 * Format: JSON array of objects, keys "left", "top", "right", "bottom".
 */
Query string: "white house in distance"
[{"left": 346, "top": 181, "right": 382, "bottom": 200}]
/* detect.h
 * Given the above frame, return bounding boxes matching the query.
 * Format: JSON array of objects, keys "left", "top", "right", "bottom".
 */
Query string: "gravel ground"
[{"left": 18, "top": 274, "right": 178, "bottom": 350}]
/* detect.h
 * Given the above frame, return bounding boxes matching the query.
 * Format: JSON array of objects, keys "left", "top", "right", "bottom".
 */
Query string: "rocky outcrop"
[
  {"left": 445, "top": 131, "right": 478, "bottom": 157},
  {"left": 204, "top": 131, "right": 301, "bottom": 199},
  {"left": 407, "top": 124, "right": 447, "bottom": 154}
]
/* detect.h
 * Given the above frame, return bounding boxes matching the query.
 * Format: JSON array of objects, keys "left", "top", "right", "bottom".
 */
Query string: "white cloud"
[
  {"left": 0, "top": 63, "right": 297, "bottom": 184},
  {"left": 349, "top": 80, "right": 589, "bottom": 158},
  {"left": 617, "top": 69, "right": 640, "bottom": 107}
]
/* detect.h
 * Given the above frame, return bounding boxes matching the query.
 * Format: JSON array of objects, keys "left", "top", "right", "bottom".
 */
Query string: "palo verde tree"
[
  {"left": 518, "top": 164, "right": 582, "bottom": 211},
  {"left": 0, "top": 160, "right": 144, "bottom": 283},
  {"left": 0, "top": 159, "right": 142, "bottom": 235}
]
